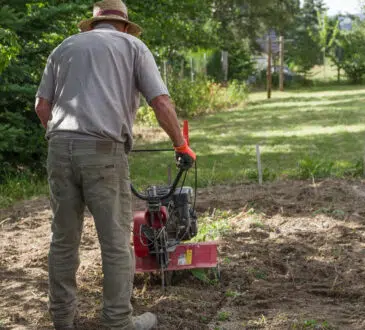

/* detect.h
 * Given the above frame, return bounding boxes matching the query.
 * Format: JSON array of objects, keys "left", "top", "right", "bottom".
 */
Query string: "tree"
[
  {"left": 308, "top": 11, "right": 339, "bottom": 78},
  {"left": 285, "top": 0, "right": 327, "bottom": 74},
  {"left": 338, "top": 20, "right": 365, "bottom": 83},
  {"left": 0, "top": 0, "right": 217, "bottom": 178}
]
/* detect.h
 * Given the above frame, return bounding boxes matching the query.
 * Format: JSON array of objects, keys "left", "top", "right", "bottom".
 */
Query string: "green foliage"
[
  {"left": 286, "top": 0, "right": 327, "bottom": 74},
  {"left": 0, "top": 27, "right": 20, "bottom": 74},
  {"left": 135, "top": 105, "right": 158, "bottom": 127},
  {"left": 0, "top": 85, "right": 47, "bottom": 179},
  {"left": 207, "top": 46, "right": 254, "bottom": 82},
  {"left": 0, "top": 172, "right": 48, "bottom": 209},
  {"left": 337, "top": 21, "right": 365, "bottom": 83},
  {"left": 312, "top": 207, "right": 346, "bottom": 220},
  {"left": 135, "top": 78, "right": 248, "bottom": 125},
  {"left": 189, "top": 210, "right": 232, "bottom": 242},
  {"left": 308, "top": 11, "right": 339, "bottom": 58},
  {"left": 301, "top": 319, "right": 332, "bottom": 329},
  {"left": 136, "top": 75, "right": 248, "bottom": 121},
  {"left": 217, "top": 311, "right": 230, "bottom": 321},
  {"left": 168, "top": 75, "right": 211, "bottom": 117},
  {"left": 297, "top": 156, "right": 334, "bottom": 180},
  {"left": 129, "top": 0, "right": 215, "bottom": 55},
  {"left": 190, "top": 268, "right": 219, "bottom": 285},
  {"left": 213, "top": 0, "right": 300, "bottom": 47}
]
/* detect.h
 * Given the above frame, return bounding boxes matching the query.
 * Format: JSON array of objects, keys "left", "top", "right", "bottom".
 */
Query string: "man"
[{"left": 35, "top": 0, "right": 196, "bottom": 329}]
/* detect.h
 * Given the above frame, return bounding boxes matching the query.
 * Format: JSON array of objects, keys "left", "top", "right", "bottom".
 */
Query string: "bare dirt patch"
[{"left": 1, "top": 179, "right": 365, "bottom": 329}]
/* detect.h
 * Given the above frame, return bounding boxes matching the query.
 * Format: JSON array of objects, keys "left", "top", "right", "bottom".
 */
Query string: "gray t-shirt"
[{"left": 36, "top": 24, "right": 169, "bottom": 152}]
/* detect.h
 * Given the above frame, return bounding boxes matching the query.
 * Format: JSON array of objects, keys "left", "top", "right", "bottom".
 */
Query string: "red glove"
[{"left": 174, "top": 141, "right": 196, "bottom": 170}]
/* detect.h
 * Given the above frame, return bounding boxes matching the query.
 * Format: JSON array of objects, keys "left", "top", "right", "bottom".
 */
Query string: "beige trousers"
[{"left": 47, "top": 138, "right": 135, "bottom": 329}]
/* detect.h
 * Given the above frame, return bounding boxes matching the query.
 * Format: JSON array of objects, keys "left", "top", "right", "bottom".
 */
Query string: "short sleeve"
[
  {"left": 36, "top": 55, "right": 55, "bottom": 103},
  {"left": 135, "top": 49, "right": 169, "bottom": 104}
]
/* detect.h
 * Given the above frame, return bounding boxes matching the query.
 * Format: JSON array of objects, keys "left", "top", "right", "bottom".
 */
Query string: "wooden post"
[
  {"left": 256, "top": 145, "right": 263, "bottom": 185},
  {"left": 279, "top": 36, "right": 284, "bottom": 92},
  {"left": 222, "top": 50, "right": 229, "bottom": 84},
  {"left": 267, "top": 37, "right": 272, "bottom": 99}
]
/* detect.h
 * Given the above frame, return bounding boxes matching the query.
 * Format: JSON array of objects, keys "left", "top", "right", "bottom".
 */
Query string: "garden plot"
[{"left": 1, "top": 179, "right": 365, "bottom": 329}]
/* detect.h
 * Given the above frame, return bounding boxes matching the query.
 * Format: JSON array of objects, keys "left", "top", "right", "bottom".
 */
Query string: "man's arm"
[
  {"left": 150, "top": 95, "right": 185, "bottom": 147},
  {"left": 35, "top": 97, "right": 52, "bottom": 129},
  {"left": 150, "top": 95, "right": 196, "bottom": 168}
]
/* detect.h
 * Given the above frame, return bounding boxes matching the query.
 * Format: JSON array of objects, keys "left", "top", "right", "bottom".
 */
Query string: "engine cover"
[{"left": 165, "top": 187, "right": 198, "bottom": 241}]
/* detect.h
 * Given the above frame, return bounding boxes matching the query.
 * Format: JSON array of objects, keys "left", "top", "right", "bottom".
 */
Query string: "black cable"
[{"left": 131, "top": 149, "right": 173, "bottom": 153}]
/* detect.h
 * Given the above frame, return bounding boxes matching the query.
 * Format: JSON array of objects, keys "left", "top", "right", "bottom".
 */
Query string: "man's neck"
[{"left": 93, "top": 23, "right": 117, "bottom": 31}]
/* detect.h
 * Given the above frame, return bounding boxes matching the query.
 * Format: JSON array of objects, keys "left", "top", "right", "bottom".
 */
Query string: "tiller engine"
[{"left": 131, "top": 122, "right": 218, "bottom": 287}]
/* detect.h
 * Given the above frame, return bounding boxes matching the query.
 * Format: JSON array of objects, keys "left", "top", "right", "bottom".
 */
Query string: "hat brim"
[{"left": 78, "top": 16, "right": 142, "bottom": 36}]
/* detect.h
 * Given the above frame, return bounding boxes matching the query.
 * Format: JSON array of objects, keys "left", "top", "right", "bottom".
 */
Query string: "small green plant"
[
  {"left": 248, "top": 267, "right": 268, "bottom": 280},
  {"left": 190, "top": 269, "right": 211, "bottom": 284},
  {"left": 223, "top": 257, "right": 231, "bottom": 264},
  {"left": 303, "top": 319, "right": 332, "bottom": 329},
  {"left": 190, "top": 268, "right": 219, "bottom": 285},
  {"left": 250, "top": 219, "right": 265, "bottom": 229},
  {"left": 225, "top": 290, "right": 240, "bottom": 298},
  {"left": 291, "top": 318, "right": 333, "bottom": 330},
  {"left": 200, "top": 315, "right": 208, "bottom": 323},
  {"left": 217, "top": 311, "right": 230, "bottom": 321},
  {"left": 312, "top": 208, "right": 346, "bottom": 220},
  {"left": 189, "top": 210, "right": 232, "bottom": 242},
  {"left": 244, "top": 168, "right": 277, "bottom": 182},
  {"left": 297, "top": 156, "right": 334, "bottom": 180}
]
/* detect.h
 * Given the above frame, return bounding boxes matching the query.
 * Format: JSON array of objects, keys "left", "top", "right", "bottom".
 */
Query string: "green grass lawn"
[
  {"left": 2, "top": 84, "right": 365, "bottom": 208},
  {"left": 129, "top": 84, "right": 365, "bottom": 188}
]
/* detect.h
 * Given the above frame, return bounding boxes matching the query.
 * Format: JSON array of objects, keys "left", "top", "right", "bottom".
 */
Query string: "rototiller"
[{"left": 131, "top": 122, "right": 218, "bottom": 287}]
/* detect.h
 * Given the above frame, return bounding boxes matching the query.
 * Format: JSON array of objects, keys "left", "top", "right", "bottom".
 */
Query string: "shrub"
[
  {"left": 136, "top": 75, "right": 248, "bottom": 124},
  {"left": 135, "top": 105, "right": 158, "bottom": 127},
  {"left": 297, "top": 156, "right": 334, "bottom": 180},
  {"left": 168, "top": 75, "right": 211, "bottom": 117}
]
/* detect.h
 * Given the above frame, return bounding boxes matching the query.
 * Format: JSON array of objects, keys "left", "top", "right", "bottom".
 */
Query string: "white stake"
[{"left": 256, "top": 144, "right": 263, "bottom": 185}]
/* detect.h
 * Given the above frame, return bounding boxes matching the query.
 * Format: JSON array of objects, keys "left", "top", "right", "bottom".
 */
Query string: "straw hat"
[{"left": 78, "top": 0, "right": 142, "bottom": 36}]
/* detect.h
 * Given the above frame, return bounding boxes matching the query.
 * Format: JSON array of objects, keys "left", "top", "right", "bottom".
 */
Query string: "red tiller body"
[{"left": 133, "top": 209, "right": 218, "bottom": 273}]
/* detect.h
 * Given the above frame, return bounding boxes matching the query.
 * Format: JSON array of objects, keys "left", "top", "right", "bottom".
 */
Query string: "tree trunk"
[{"left": 337, "top": 67, "right": 340, "bottom": 83}]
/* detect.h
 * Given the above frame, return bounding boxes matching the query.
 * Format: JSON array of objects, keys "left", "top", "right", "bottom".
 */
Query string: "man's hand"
[
  {"left": 35, "top": 97, "right": 52, "bottom": 128},
  {"left": 174, "top": 141, "right": 196, "bottom": 170}
]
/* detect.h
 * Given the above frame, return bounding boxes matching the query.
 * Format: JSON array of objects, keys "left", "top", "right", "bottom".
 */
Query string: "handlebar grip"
[{"left": 130, "top": 169, "right": 185, "bottom": 201}]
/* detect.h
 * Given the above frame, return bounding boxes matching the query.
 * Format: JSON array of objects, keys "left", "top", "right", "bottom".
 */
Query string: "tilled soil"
[{"left": 1, "top": 179, "right": 365, "bottom": 330}]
